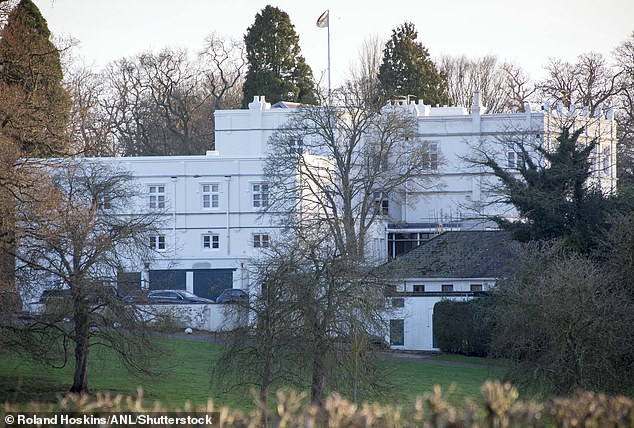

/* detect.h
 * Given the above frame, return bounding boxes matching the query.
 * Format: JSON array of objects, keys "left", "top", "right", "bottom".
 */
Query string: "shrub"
[
  {"left": 433, "top": 298, "right": 492, "bottom": 356},
  {"left": 2, "top": 382, "right": 634, "bottom": 427},
  {"left": 490, "top": 243, "right": 634, "bottom": 395}
]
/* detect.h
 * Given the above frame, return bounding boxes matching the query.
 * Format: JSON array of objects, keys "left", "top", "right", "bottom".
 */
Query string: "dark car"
[
  {"left": 146, "top": 290, "right": 214, "bottom": 304},
  {"left": 123, "top": 289, "right": 150, "bottom": 304},
  {"left": 215, "top": 288, "right": 248, "bottom": 304},
  {"left": 39, "top": 288, "right": 72, "bottom": 302}
]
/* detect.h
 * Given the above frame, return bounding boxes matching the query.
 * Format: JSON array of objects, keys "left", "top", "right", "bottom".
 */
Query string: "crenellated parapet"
[
  {"left": 381, "top": 99, "right": 468, "bottom": 117},
  {"left": 537, "top": 100, "right": 615, "bottom": 121}
]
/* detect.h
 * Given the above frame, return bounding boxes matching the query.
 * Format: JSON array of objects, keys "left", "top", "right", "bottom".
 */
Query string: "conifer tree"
[
  {"left": 480, "top": 127, "right": 608, "bottom": 250},
  {"left": 0, "top": 0, "right": 70, "bottom": 310},
  {"left": 378, "top": 22, "right": 449, "bottom": 106},
  {"left": 242, "top": 5, "right": 316, "bottom": 107},
  {"left": 0, "top": 0, "right": 70, "bottom": 156}
]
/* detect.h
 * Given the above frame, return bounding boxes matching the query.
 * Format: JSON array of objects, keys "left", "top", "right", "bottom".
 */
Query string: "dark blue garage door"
[
  {"left": 193, "top": 269, "right": 234, "bottom": 300},
  {"left": 149, "top": 270, "right": 186, "bottom": 290}
]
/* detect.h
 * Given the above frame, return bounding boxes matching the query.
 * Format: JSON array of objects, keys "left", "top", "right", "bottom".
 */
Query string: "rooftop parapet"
[
  {"left": 382, "top": 99, "right": 468, "bottom": 117},
  {"left": 248, "top": 95, "right": 271, "bottom": 111},
  {"left": 540, "top": 100, "right": 615, "bottom": 121}
]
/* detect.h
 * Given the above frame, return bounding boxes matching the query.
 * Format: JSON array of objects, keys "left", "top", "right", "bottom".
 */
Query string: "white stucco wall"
[
  {"left": 139, "top": 303, "right": 248, "bottom": 331},
  {"left": 387, "top": 277, "right": 496, "bottom": 351}
]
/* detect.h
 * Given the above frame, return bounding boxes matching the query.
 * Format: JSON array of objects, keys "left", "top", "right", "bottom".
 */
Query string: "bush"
[
  {"left": 3, "top": 382, "right": 634, "bottom": 427},
  {"left": 433, "top": 298, "right": 492, "bottom": 356},
  {"left": 490, "top": 242, "right": 634, "bottom": 395}
]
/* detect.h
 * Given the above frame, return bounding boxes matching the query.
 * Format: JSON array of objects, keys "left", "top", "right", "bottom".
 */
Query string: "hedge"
[{"left": 433, "top": 298, "right": 492, "bottom": 356}]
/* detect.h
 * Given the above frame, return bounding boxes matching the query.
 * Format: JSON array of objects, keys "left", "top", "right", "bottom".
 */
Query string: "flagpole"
[
  {"left": 327, "top": 11, "right": 331, "bottom": 104},
  {"left": 317, "top": 10, "right": 331, "bottom": 104}
]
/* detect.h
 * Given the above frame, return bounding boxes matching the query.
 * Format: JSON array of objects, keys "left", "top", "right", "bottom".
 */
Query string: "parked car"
[
  {"left": 146, "top": 289, "right": 214, "bottom": 304},
  {"left": 215, "top": 288, "right": 248, "bottom": 304},
  {"left": 41, "top": 284, "right": 121, "bottom": 305},
  {"left": 123, "top": 290, "right": 150, "bottom": 304},
  {"left": 39, "top": 288, "right": 72, "bottom": 302}
]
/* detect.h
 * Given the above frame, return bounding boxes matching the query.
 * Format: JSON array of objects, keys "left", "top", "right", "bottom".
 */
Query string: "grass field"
[{"left": 0, "top": 335, "right": 505, "bottom": 409}]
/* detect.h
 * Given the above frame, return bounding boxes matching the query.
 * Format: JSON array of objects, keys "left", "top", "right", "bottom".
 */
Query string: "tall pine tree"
[
  {"left": 0, "top": 0, "right": 70, "bottom": 310},
  {"left": 378, "top": 22, "right": 449, "bottom": 106},
  {"left": 242, "top": 5, "right": 316, "bottom": 107}
]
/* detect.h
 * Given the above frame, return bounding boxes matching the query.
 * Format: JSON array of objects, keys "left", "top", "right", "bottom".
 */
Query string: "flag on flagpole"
[{"left": 316, "top": 10, "right": 329, "bottom": 28}]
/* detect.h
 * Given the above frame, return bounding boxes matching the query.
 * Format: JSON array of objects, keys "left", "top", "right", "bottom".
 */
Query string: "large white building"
[
  {"left": 382, "top": 93, "right": 617, "bottom": 259},
  {"left": 108, "top": 96, "right": 293, "bottom": 300},
  {"left": 82, "top": 94, "right": 617, "bottom": 334}
]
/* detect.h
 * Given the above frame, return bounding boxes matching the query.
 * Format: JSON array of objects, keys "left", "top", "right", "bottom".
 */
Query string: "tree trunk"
[
  {"left": 257, "top": 351, "right": 272, "bottom": 428},
  {"left": 0, "top": 189, "right": 20, "bottom": 312},
  {"left": 70, "top": 303, "right": 90, "bottom": 393},
  {"left": 311, "top": 351, "right": 326, "bottom": 406}
]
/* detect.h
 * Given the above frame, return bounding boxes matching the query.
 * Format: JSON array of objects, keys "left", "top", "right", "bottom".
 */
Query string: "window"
[
  {"left": 149, "top": 185, "right": 166, "bottom": 209},
  {"left": 470, "top": 284, "right": 483, "bottom": 292},
  {"left": 388, "top": 232, "right": 436, "bottom": 259},
  {"left": 253, "top": 233, "right": 270, "bottom": 248},
  {"left": 96, "top": 194, "right": 111, "bottom": 210},
  {"left": 150, "top": 235, "right": 166, "bottom": 251},
  {"left": 389, "top": 319, "right": 404, "bottom": 346},
  {"left": 252, "top": 183, "right": 269, "bottom": 208},
  {"left": 202, "top": 234, "right": 219, "bottom": 250},
  {"left": 413, "top": 284, "right": 425, "bottom": 293},
  {"left": 370, "top": 151, "right": 389, "bottom": 172},
  {"left": 506, "top": 143, "right": 524, "bottom": 169},
  {"left": 423, "top": 142, "right": 439, "bottom": 170},
  {"left": 391, "top": 297, "right": 404, "bottom": 308},
  {"left": 442, "top": 284, "right": 454, "bottom": 292},
  {"left": 288, "top": 138, "right": 304, "bottom": 155},
  {"left": 374, "top": 191, "right": 389, "bottom": 215},
  {"left": 202, "top": 184, "right": 219, "bottom": 209},
  {"left": 602, "top": 146, "right": 611, "bottom": 176}
]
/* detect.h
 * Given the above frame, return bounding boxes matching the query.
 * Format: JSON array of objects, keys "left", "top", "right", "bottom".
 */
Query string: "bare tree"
[
  {"left": 266, "top": 82, "right": 435, "bottom": 262},
  {"left": 539, "top": 52, "right": 623, "bottom": 111},
  {"left": 6, "top": 160, "right": 162, "bottom": 393},
  {"left": 103, "top": 48, "right": 214, "bottom": 156},
  {"left": 347, "top": 34, "right": 384, "bottom": 108},
  {"left": 64, "top": 63, "right": 118, "bottom": 156},
  {"left": 198, "top": 32, "right": 245, "bottom": 110},
  {"left": 260, "top": 81, "right": 434, "bottom": 404},
  {"left": 0, "top": 0, "right": 17, "bottom": 28},
  {"left": 212, "top": 240, "right": 308, "bottom": 425},
  {"left": 500, "top": 62, "right": 538, "bottom": 112},
  {"left": 214, "top": 236, "right": 392, "bottom": 410},
  {"left": 439, "top": 54, "right": 536, "bottom": 113},
  {"left": 614, "top": 33, "right": 634, "bottom": 187}
]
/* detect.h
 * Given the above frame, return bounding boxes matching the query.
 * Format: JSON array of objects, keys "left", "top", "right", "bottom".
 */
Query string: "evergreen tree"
[
  {"left": 0, "top": 0, "right": 70, "bottom": 311},
  {"left": 0, "top": 0, "right": 70, "bottom": 156},
  {"left": 242, "top": 5, "right": 316, "bottom": 107},
  {"left": 378, "top": 22, "right": 449, "bottom": 106},
  {"left": 481, "top": 127, "right": 608, "bottom": 250}
]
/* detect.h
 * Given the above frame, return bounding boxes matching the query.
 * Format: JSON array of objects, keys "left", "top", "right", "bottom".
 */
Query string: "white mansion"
[{"left": 65, "top": 94, "right": 616, "bottom": 349}]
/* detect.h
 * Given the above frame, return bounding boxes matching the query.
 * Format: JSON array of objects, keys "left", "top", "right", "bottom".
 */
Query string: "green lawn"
[
  {"left": 0, "top": 337, "right": 504, "bottom": 409},
  {"left": 386, "top": 358, "right": 505, "bottom": 406}
]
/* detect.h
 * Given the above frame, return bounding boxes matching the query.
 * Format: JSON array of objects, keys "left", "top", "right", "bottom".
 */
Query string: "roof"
[
  {"left": 382, "top": 230, "right": 514, "bottom": 279},
  {"left": 271, "top": 101, "right": 304, "bottom": 109}
]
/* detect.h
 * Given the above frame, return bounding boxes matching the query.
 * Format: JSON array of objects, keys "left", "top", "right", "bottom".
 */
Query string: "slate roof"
[
  {"left": 271, "top": 101, "right": 304, "bottom": 109},
  {"left": 383, "top": 230, "right": 514, "bottom": 279}
]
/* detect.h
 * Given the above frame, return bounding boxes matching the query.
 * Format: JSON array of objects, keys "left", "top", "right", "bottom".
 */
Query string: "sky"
[{"left": 33, "top": 0, "right": 634, "bottom": 89}]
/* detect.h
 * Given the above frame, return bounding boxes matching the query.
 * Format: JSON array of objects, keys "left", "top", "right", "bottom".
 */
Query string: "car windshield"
[{"left": 179, "top": 291, "right": 198, "bottom": 298}]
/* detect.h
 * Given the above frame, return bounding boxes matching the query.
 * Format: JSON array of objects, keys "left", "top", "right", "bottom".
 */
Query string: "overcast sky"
[{"left": 34, "top": 0, "right": 634, "bottom": 88}]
